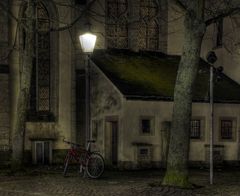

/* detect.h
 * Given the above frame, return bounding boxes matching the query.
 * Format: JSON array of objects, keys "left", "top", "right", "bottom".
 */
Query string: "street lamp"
[
  {"left": 79, "top": 33, "right": 97, "bottom": 53},
  {"left": 79, "top": 32, "right": 97, "bottom": 147},
  {"left": 206, "top": 51, "right": 217, "bottom": 185}
]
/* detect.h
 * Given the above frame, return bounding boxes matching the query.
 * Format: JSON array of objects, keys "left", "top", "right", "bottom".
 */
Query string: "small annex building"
[{"left": 89, "top": 49, "right": 240, "bottom": 169}]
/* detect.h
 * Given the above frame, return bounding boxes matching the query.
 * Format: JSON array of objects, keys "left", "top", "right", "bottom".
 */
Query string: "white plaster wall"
[
  {"left": 91, "top": 63, "right": 124, "bottom": 157},
  {"left": 121, "top": 100, "right": 240, "bottom": 162},
  {"left": 213, "top": 104, "right": 240, "bottom": 160},
  {"left": 189, "top": 104, "right": 209, "bottom": 161},
  {"left": 121, "top": 100, "right": 173, "bottom": 162}
]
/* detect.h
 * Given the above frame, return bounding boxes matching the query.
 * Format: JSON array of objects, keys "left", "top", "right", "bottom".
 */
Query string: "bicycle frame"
[
  {"left": 63, "top": 140, "right": 94, "bottom": 166},
  {"left": 63, "top": 139, "right": 105, "bottom": 178},
  {"left": 66, "top": 146, "right": 91, "bottom": 166}
]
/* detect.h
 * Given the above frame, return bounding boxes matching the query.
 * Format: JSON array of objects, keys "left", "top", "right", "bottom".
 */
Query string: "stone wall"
[
  {"left": 0, "top": 0, "right": 10, "bottom": 160},
  {"left": 88, "top": 0, "right": 168, "bottom": 52},
  {"left": 0, "top": 0, "right": 9, "bottom": 65},
  {"left": 10, "top": 0, "right": 76, "bottom": 154},
  {"left": 0, "top": 72, "right": 10, "bottom": 153}
]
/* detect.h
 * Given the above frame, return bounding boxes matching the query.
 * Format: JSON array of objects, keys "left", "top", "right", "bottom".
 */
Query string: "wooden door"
[
  {"left": 111, "top": 121, "right": 118, "bottom": 165},
  {"left": 105, "top": 120, "right": 118, "bottom": 166}
]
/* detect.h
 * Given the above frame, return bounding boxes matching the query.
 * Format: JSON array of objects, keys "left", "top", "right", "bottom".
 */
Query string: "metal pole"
[
  {"left": 85, "top": 54, "right": 91, "bottom": 147},
  {"left": 210, "top": 66, "right": 214, "bottom": 185}
]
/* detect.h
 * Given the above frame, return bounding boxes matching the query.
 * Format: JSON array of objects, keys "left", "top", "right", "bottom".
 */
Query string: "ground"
[{"left": 0, "top": 167, "right": 239, "bottom": 196}]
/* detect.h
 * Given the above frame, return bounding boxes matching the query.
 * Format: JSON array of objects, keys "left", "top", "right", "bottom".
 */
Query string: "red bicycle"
[{"left": 63, "top": 139, "right": 104, "bottom": 179}]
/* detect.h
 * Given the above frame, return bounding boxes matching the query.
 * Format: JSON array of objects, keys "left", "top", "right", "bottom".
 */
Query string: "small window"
[
  {"left": 142, "top": 119, "right": 151, "bottom": 133},
  {"left": 32, "top": 141, "right": 52, "bottom": 165},
  {"left": 140, "top": 148, "right": 149, "bottom": 155},
  {"left": 137, "top": 146, "right": 152, "bottom": 161},
  {"left": 221, "top": 120, "right": 233, "bottom": 139},
  {"left": 190, "top": 120, "right": 201, "bottom": 139},
  {"left": 140, "top": 117, "right": 154, "bottom": 135}
]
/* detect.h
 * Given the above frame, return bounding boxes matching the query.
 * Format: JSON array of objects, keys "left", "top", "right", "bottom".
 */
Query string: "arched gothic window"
[
  {"left": 35, "top": 3, "right": 51, "bottom": 113},
  {"left": 139, "top": 0, "right": 159, "bottom": 50},
  {"left": 106, "top": 0, "right": 128, "bottom": 49},
  {"left": 22, "top": 2, "right": 52, "bottom": 121}
]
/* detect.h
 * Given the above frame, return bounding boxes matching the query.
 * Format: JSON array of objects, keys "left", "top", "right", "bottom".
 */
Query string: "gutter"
[{"left": 125, "top": 95, "right": 240, "bottom": 104}]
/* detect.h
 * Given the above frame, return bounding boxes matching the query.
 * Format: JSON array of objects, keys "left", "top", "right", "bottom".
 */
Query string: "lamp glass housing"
[{"left": 79, "top": 33, "right": 97, "bottom": 53}]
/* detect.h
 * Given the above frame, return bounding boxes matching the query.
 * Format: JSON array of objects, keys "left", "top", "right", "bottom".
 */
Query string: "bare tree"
[
  {"left": 2, "top": 0, "right": 240, "bottom": 179},
  {"left": 162, "top": 0, "right": 240, "bottom": 187},
  {"left": 11, "top": 0, "right": 35, "bottom": 170},
  {"left": 0, "top": 0, "right": 97, "bottom": 171}
]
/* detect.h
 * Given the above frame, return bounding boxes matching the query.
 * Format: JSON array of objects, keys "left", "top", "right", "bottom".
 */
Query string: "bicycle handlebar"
[
  {"left": 63, "top": 139, "right": 96, "bottom": 147},
  {"left": 63, "top": 139, "right": 82, "bottom": 147}
]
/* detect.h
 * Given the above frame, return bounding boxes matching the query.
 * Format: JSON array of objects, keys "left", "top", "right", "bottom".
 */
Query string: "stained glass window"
[
  {"left": 106, "top": 0, "right": 128, "bottom": 49},
  {"left": 139, "top": 0, "right": 159, "bottom": 50},
  {"left": 28, "top": 2, "right": 51, "bottom": 119}
]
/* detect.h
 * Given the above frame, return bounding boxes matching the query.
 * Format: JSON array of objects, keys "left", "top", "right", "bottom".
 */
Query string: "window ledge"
[
  {"left": 218, "top": 139, "right": 236, "bottom": 142},
  {"left": 190, "top": 138, "right": 204, "bottom": 142},
  {"left": 204, "top": 144, "right": 224, "bottom": 148},
  {"left": 132, "top": 142, "right": 152, "bottom": 146}
]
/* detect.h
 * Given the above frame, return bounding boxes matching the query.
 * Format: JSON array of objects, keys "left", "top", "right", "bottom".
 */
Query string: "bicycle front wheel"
[
  {"left": 86, "top": 153, "right": 104, "bottom": 179},
  {"left": 63, "top": 154, "right": 71, "bottom": 176}
]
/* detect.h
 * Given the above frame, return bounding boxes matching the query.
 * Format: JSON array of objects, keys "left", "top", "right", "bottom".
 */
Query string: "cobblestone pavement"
[{"left": 0, "top": 168, "right": 239, "bottom": 196}]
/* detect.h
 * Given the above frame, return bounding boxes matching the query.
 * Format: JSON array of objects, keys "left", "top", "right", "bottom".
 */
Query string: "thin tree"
[{"left": 11, "top": 0, "right": 35, "bottom": 170}]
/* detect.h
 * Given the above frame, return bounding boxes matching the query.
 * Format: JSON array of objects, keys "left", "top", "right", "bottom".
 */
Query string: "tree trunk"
[
  {"left": 162, "top": 7, "right": 205, "bottom": 187},
  {"left": 11, "top": 0, "right": 35, "bottom": 171}
]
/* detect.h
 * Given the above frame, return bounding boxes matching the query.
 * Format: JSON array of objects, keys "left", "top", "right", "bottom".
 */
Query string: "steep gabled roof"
[{"left": 92, "top": 49, "right": 240, "bottom": 103}]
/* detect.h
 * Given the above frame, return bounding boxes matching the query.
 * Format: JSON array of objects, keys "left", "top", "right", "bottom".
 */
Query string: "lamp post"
[
  {"left": 206, "top": 51, "right": 217, "bottom": 185},
  {"left": 79, "top": 32, "right": 97, "bottom": 147}
]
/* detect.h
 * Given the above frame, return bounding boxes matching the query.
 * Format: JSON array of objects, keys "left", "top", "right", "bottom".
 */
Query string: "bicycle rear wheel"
[{"left": 86, "top": 153, "right": 104, "bottom": 179}]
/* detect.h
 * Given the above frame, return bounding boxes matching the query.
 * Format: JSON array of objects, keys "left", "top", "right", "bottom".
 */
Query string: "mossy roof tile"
[{"left": 92, "top": 49, "right": 240, "bottom": 103}]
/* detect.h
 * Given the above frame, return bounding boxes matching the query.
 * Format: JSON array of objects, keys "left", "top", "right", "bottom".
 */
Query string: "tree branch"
[
  {"left": 0, "top": 1, "right": 28, "bottom": 30},
  {"left": 170, "top": 0, "right": 188, "bottom": 12},
  {"left": 50, "top": 0, "right": 97, "bottom": 32},
  {"left": 0, "top": 1, "right": 19, "bottom": 24},
  {"left": 205, "top": 7, "right": 240, "bottom": 26}
]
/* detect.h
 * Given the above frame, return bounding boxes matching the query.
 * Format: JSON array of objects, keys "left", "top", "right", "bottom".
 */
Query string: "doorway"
[{"left": 105, "top": 119, "right": 118, "bottom": 166}]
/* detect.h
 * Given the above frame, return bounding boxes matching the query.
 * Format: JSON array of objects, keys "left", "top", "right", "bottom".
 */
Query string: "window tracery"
[
  {"left": 139, "top": 0, "right": 159, "bottom": 50},
  {"left": 106, "top": 0, "right": 128, "bottom": 49},
  {"left": 26, "top": 2, "right": 51, "bottom": 120}
]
